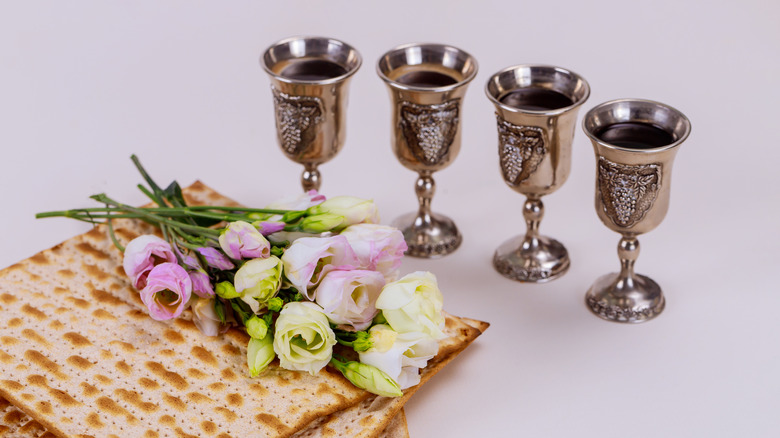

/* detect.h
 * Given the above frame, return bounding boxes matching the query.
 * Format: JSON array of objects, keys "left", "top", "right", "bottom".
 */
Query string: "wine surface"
[
  {"left": 596, "top": 122, "right": 675, "bottom": 149},
  {"left": 499, "top": 88, "right": 574, "bottom": 111},
  {"left": 280, "top": 59, "right": 347, "bottom": 81},
  {"left": 395, "top": 70, "right": 458, "bottom": 87}
]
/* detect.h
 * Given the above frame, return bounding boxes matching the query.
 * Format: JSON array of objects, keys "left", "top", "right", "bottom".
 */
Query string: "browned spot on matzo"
[
  {"left": 201, "top": 420, "right": 218, "bottom": 434},
  {"left": 0, "top": 293, "right": 17, "bottom": 304},
  {"left": 186, "top": 392, "right": 214, "bottom": 404},
  {"left": 256, "top": 413, "right": 291, "bottom": 434},
  {"left": 76, "top": 242, "right": 111, "bottom": 261},
  {"left": 162, "top": 393, "right": 187, "bottom": 411},
  {"left": 146, "top": 362, "right": 189, "bottom": 390},
  {"left": 1, "top": 380, "right": 24, "bottom": 391},
  {"left": 63, "top": 332, "right": 92, "bottom": 347},
  {"left": 163, "top": 329, "right": 185, "bottom": 344},
  {"left": 0, "top": 336, "right": 18, "bottom": 346},
  {"left": 115, "top": 389, "right": 159, "bottom": 413},
  {"left": 90, "top": 288, "right": 126, "bottom": 306},
  {"left": 0, "top": 351, "right": 14, "bottom": 363},
  {"left": 67, "top": 355, "right": 94, "bottom": 370},
  {"left": 94, "top": 374, "right": 113, "bottom": 385},
  {"left": 36, "top": 401, "right": 53, "bottom": 415},
  {"left": 115, "top": 360, "right": 132, "bottom": 375},
  {"left": 214, "top": 407, "right": 237, "bottom": 422},
  {"left": 86, "top": 412, "right": 105, "bottom": 428},
  {"left": 49, "top": 388, "right": 81, "bottom": 406},
  {"left": 23, "top": 350, "right": 67, "bottom": 380},
  {"left": 92, "top": 308, "right": 117, "bottom": 320},
  {"left": 191, "top": 346, "right": 218, "bottom": 367},
  {"left": 27, "top": 375, "right": 48, "bottom": 387},
  {"left": 226, "top": 393, "right": 243, "bottom": 407},
  {"left": 138, "top": 377, "right": 160, "bottom": 390},
  {"left": 248, "top": 383, "right": 268, "bottom": 396},
  {"left": 158, "top": 414, "right": 176, "bottom": 426},
  {"left": 29, "top": 253, "right": 50, "bottom": 265},
  {"left": 187, "top": 368, "right": 207, "bottom": 379},
  {"left": 22, "top": 329, "right": 51, "bottom": 347},
  {"left": 82, "top": 263, "right": 110, "bottom": 281},
  {"left": 21, "top": 304, "right": 47, "bottom": 321},
  {"left": 7, "top": 318, "right": 22, "bottom": 328},
  {"left": 66, "top": 296, "right": 91, "bottom": 309},
  {"left": 109, "top": 341, "right": 136, "bottom": 352},
  {"left": 57, "top": 269, "right": 75, "bottom": 279},
  {"left": 175, "top": 427, "right": 199, "bottom": 438},
  {"left": 96, "top": 396, "right": 137, "bottom": 423},
  {"left": 80, "top": 382, "right": 100, "bottom": 397},
  {"left": 49, "top": 320, "right": 65, "bottom": 330},
  {"left": 220, "top": 368, "right": 238, "bottom": 380}
]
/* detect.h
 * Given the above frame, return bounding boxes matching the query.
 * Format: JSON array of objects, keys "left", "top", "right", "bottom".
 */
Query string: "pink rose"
[
  {"left": 189, "top": 270, "right": 215, "bottom": 298},
  {"left": 340, "top": 224, "right": 407, "bottom": 281},
  {"left": 281, "top": 235, "right": 359, "bottom": 300},
  {"left": 140, "top": 262, "right": 192, "bottom": 320},
  {"left": 123, "top": 235, "right": 176, "bottom": 289},
  {"left": 219, "top": 221, "right": 270, "bottom": 260},
  {"left": 315, "top": 270, "right": 386, "bottom": 331}
]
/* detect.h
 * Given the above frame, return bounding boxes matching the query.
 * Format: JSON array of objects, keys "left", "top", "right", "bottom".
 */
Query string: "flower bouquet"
[{"left": 37, "top": 156, "right": 450, "bottom": 398}]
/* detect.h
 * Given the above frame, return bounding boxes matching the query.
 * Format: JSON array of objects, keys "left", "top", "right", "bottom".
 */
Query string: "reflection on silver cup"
[{"left": 262, "top": 36, "right": 362, "bottom": 192}]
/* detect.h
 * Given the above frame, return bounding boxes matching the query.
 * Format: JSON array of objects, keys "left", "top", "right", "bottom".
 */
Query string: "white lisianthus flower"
[
  {"left": 273, "top": 302, "right": 336, "bottom": 375},
  {"left": 358, "top": 324, "right": 439, "bottom": 390},
  {"left": 190, "top": 297, "right": 221, "bottom": 337},
  {"left": 306, "top": 196, "right": 380, "bottom": 230},
  {"left": 340, "top": 224, "right": 407, "bottom": 282},
  {"left": 234, "top": 256, "right": 283, "bottom": 313},
  {"left": 315, "top": 270, "right": 385, "bottom": 331},
  {"left": 281, "top": 235, "right": 359, "bottom": 300},
  {"left": 375, "top": 271, "right": 446, "bottom": 340}
]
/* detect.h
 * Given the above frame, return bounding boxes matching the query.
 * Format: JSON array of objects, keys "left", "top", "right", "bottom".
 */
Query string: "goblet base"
[
  {"left": 392, "top": 211, "right": 462, "bottom": 258},
  {"left": 585, "top": 272, "right": 665, "bottom": 323},
  {"left": 493, "top": 235, "right": 569, "bottom": 283}
]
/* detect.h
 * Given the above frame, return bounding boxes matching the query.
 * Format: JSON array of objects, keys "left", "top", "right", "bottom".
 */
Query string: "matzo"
[{"left": 1, "top": 182, "right": 487, "bottom": 438}]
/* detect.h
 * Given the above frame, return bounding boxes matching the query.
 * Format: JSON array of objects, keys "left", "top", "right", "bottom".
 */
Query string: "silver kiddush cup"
[
  {"left": 582, "top": 99, "right": 691, "bottom": 323},
  {"left": 486, "top": 65, "right": 590, "bottom": 282},
  {"left": 377, "top": 43, "right": 478, "bottom": 258},
  {"left": 262, "top": 36, "right": 362, "bottom": 192}
]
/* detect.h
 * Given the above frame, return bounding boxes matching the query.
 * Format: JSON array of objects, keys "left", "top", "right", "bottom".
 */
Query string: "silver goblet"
[
  {"left": 486, "top": 65, "right": 590, "bottom": 282},
  {"left": 377, "top": 43, "right": 478, "bottom": 258},
  {"left": 582, "top": 99, "right": 691, "bottom": 323},
  {"left": 262, "top": 36, "right": 362, "bottom": 192}
]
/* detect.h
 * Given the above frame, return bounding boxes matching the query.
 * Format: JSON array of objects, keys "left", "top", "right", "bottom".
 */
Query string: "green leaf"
[
  {"left": 230, "top": 299, "right": 252, "bottom": 324},
  {"left": 214, "top": 300, "right": 226, "bottom": 324}
]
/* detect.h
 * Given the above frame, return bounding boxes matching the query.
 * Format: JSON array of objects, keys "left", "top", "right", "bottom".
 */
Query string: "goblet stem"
[
  {"left": 617, "top": 236, "right": 639, "bottom": 287},
  {"left": 301, "top": 164, "right": 321, "bottom": 192},
  {"left": 415, "top": 173, "right": 435, "bottom": 220},
  {"left": 522, "top": 197, "right": 543, "bottom": 244}
]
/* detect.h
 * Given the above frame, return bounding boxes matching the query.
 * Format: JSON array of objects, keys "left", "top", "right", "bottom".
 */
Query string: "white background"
[{"left": 1, "top": 1, "right": 779, "bottom": 437}]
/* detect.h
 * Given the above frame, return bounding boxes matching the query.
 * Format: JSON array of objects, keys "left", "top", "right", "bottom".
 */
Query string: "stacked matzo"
[{"left": 0, "top": 182, "right": 487, "bottom": 437}]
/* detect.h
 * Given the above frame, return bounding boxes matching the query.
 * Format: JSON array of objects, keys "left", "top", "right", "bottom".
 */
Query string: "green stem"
[{"left": 91, "top": 194, "right": 220, "bottom": 237}]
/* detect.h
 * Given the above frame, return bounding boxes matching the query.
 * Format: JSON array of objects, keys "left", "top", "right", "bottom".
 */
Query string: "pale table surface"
[{"left": 1, "top": 1, "right": 779, "bottom": 437}]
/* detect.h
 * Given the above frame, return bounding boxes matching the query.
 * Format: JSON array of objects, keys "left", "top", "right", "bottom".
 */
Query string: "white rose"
[
  {"left": 315, "top": 270, "right": 385, "bottom": 331},
  {"left": 358, "top": 325, "right": 439, "bottom": 390},
  {"left": 273, "top": 302, "right": 336, "bottom": 375},
  {"left": 375, "top": 271, "right": 446, "bottom": 340},
  {"left": 281, "top": 235, "right": 359, "bottom": 300},
  {"left": 339, "top": 224, "right": 407, "bottom": 281}
]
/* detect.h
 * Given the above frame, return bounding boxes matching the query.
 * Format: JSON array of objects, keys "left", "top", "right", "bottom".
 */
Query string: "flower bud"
[
  {"left": 215, "top": 281, "right": 239, "bottom": 299},
  {"left": 196, "top": 247, "right": 235, "bottom": 270},
  {"left": 245, "top": 315, "right": 269, "bottom": 340},
  {"left": 267, "top": 297, "right": 284, "bottom": 312},
  {"left": 247, "top": 333, "right": 275, "bottom": 377},
  {"left": 331, "top": 359, "right": 402, "bottom": 398},
  {"left": 219, "top": 221, "right": 270, "bottom": 260},
  {"left": 306, "top": 196, "right": 379, "bottom": 230},
  {"left": 299, "top": 213, "right": 344, "bottom": 233}
]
